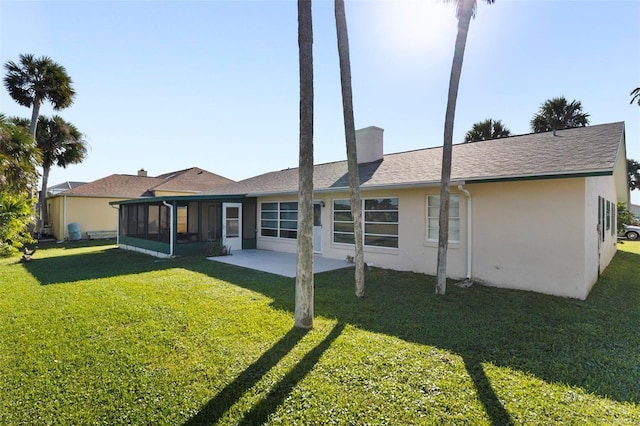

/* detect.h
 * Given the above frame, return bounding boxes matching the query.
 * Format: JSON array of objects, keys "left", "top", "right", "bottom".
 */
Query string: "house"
[
  {"left": 630, "top": 203, "right": 640, "bottom": 219},
  {"left": 111, "top": 122, "right": 628, "bottom": 299},
  {"left": 47, "top": 167, "right": 234, "bottom": 241}
]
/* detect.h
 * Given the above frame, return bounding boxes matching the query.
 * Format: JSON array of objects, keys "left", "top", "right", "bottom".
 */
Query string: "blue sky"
[{"left": 2, "top": 0, "right": 639, "bottom": 203}]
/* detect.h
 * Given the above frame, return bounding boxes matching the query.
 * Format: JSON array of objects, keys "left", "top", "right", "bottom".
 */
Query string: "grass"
[{"left": 1, "top": 240, "right": 639, "bottom": 424}]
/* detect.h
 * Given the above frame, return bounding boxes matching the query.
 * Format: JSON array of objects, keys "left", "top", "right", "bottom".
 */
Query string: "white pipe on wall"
[
  {"left": 458, "top": 185, "right": 472, "bottom": 280},
  {"left": 162, "top": 201, "right": 174, "bottom": 257}
]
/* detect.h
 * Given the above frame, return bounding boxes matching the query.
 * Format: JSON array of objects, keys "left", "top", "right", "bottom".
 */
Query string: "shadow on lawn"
[
  {"left": 22, "top": 243, "right": 640, "bottom": 420},
  {"left": 180, "top": 249, "right": 640, "bottom": 411},
  {"left": 185, "top": 322, "right": 345, "bottom": 426},
  {"left": 22, "top": 247, "right": 176, "bottom": 285}
]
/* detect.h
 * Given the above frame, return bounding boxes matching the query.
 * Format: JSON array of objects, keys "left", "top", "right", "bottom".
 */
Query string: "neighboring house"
[
  {"left": 112, "top": 122, "right": 628, "bottom": 299},
  {"left": 47, "top": 181, "right": 87, "bottom": 196},
  {"left": 630, "top": 203, "right": 640, "bottom": 220},
  {"left": 48, "top": 167, "right": 234, "bottom": 241}
]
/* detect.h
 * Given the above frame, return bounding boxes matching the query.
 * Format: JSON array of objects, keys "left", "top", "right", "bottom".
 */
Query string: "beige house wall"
[
  {"left": 468, "top": 179, "right": 588, "bottom": 298},
  {"left": 48, "top": 196, "right": 128, "bottom": 240},
  {"left": 256, "top": 187, "right": 469, "bottom": 279},
  {"left": 251, "top": 175, "right": 624, "bottom": 299}
]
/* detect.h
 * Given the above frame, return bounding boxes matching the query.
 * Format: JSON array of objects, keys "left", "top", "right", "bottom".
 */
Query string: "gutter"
[
  {"left": 458, "top": 185, "right": 472, "bottom": 281},
  {"left": 162, "top": 201, "right": 174, "bottom": 257}
]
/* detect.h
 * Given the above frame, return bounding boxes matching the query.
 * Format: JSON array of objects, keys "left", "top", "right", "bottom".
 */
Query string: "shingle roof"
[
  {"left": 55, "top": 167, "right": 235, "bottom": 198},
  {"left": 204, "top": 122, "right": 625, "bottom": 196}
]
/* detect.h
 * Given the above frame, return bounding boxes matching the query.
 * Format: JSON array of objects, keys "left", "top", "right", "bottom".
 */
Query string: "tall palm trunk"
[
  {"left": 40, "top": 165, "right": 50, "bottom": 225},
  {"left": 436, "top": 0, "right": 474, "bottom": 295},
  {"left": 335, "top": 0, "right": 365, "bottom": 298},
  {"left": 28, "top": 97, "right": 41, "bottom": 138},
  {"left": 295, "top": 0, "right": 315, "bottom": 329}
]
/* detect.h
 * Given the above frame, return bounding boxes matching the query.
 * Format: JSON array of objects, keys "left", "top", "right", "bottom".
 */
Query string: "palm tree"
[
  {"left": 0, "top": 114, "right": 40, "bottom": 194},
  {"left": 436, "top": 0, "right": 495, "bottom": 295},
  {"left": 295, "top": 0, "right": 314, "bottom": 329},
  {"left": 631, "top": 88, "right": 640, "bottom": 106},
  {"left": 463, "top": 118, "right": 511, "bottom": 142},
  {"left": 335, "top": 0, "right": 365, "bottom": 298},
  {"left": 3, "top": 54, "right": 75, "bottom": 138},
  {"left": 530, "top": 96, "right": 589, "bottom": 133},
  {"left": 33, "top": 116, "right": 87, "bottom": 225}
]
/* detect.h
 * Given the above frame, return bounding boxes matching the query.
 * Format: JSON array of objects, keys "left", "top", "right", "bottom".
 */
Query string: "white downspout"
[
  {"left": 162, "top": 201, "right": 174, "bottom": 257},
  {"left": 60, "top": 195, "right": 68, "bottom": 243},
  {"left": 110, "top": 204, "right": 120, "bottom": 246},
  {"left": 458, "top": 185, "right": 472, "bottom": 280}
]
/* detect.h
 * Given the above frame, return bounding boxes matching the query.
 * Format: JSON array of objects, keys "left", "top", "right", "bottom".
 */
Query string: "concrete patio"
[{"left": 207, "top": 249, "right": 353, "bottom": 278}]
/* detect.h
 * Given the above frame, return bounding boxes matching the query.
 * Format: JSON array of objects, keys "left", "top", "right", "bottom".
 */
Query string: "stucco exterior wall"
[
  {"left": 48, "top": 196, "right": 127, "bottom": 240},
  {"left": 584, "top": 175, "right": 619, "bottom": 296},
  {"left": 468, "top": 179, "right": 588, "bottom": 299},
  {"left": 256, "top": 187, "right": 469, "bottom": 279}
]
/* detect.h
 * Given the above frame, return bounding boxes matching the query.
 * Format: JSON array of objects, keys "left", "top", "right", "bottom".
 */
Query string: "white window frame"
[
  {"left": 426, "top": 195, "right": 460, "bottom": 243},
  {"left": 260, "top": 201, "right": 298, "bottom": 239},
  {"left": 332, "top": 197, "right": 399, "bottom": 249}
]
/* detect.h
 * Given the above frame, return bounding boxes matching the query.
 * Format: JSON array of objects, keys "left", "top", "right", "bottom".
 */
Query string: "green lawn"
[{"left": 1, "top": 240, "right": 639, "bottom": 425}]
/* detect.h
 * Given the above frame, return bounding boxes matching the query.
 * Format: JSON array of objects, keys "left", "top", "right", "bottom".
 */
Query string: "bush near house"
[{"left": 0, "top": 240, "right": 638, "bottom": 424}]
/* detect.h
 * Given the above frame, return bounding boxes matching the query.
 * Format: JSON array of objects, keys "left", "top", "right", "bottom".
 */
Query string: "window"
[
  {"left": 177, "top": 205, "right": 188, "bottom": 234},
  {"left": 332, "top": 198, "right": 399, "bottom": 248},
  {"left": 260, "top": 202, "right": 298, "bottom": 239},
  {"left": 427, "top": 195, "right": 460, "bottom": 242}
]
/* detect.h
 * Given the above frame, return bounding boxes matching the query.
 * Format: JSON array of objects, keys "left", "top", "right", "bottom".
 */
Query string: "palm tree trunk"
[
  {"left": 29, "top": 98, "right": 41, "bottom": 138},
  {"left": 40, "top": 165, "right": 51, "bottom": 227},
  {"left": 436, "top": 0, "right": 474, "bottom": 295},
  {"left": 335, "top": 0, "right": 365, "bottom": 298},
  {"left": 295, "top": 0, "right": 314, "bottom": 329}
]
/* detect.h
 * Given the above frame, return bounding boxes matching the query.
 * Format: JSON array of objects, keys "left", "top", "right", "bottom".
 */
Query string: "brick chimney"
[
  {"left": 137, "top": 168, "right": 148, "bottom": 177},
  {"left": 356, "top": 126, "right": 384, "bottom": 163}
]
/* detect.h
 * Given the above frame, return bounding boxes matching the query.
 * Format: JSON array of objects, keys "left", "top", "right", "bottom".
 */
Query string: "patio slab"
[{"left": 207, "top": 249, "right": 353, "bottom": 278}]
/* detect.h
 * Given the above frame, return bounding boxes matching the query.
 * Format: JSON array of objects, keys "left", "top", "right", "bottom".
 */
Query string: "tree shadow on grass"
[
  {"left": 22, "top": 247, "right": 176, "bottom": 285},
  {"left": 184, "top": 322, "right": 344, "bottom": 426},
  {"left": 184, "top": 327, "right": 308, "bottom": 425},
  {"left": 179, "top": 249, "right": 640, "bottom": 407}
]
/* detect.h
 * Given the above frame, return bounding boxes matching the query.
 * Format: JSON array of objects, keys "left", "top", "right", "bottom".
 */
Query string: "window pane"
[
  {"left": 226, "top": 219, "right": 239, "bottom": 237},
  {"left": 280, "top": 202, "right": 298, "bottom": 211},
  {"left": 261, "top": 211, "right": 277, "bottom": 220},
  {"left": 364, "top": 211, "right": 398, "bottom": 222},
  {"left": 262, "top": 203, "right": 277, "bottom": 210},
  {"left": 280, "top": 230, "right": 297, "bottom": 239},
  {"left": 365, "top": 235, "right": 398, "bottom": 248},
  {"left": 334, "top": 212, "right": 353, "bottom": 222},
  {"left": 365, "top": 198, "right": 398, "bottom": 210},
  {"left": 334, "top": 199, "right": 351, "bottom": 210},
  {"left": 334, "top": 222, "right": 355, "bottom": 233},
  {"left": 334, "top": 233, "right": 355, "bottom": 244},
  {"left": 261, "top": 229, "right": 277, "bottom": 237},
  {"left": 280, "top": 211, "right": 298, "bottom": 220},
  {"left": 261, "top": 220, "right": 277, "bottom": 229},
  {"left": 280, "top": 220, "right": 297, "bottom": 230},
  {"left": 365, "top": 223, "right": 398, "bottom": 235}
]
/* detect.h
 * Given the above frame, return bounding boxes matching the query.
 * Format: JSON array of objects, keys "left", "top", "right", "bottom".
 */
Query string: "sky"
[{"left": 1, "top": 0, "right": 639, "bottom": 203}]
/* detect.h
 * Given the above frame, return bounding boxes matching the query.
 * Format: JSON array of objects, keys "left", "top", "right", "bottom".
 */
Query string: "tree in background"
[
  {"left": 530, "top": 96, "right": 589, "bottom": 133},
  {"left": 295, "top": 0, "right": 315, "bottom": 329},
  {"left": 630, "top": 88, "right": 640, "bottom": 106},
  {"left": 617, "top": 203, "right": 638, "bottom": 232},
  {"left": 335, "top": 0, "right": 365, "bottom": 298},
  {"left": 13, "top": 116, "right": 88, "bottom": 225},
  {"left": 436, "top": 0, "right": 495, "bottom": 296},
  {"left": 4, "top": 54, "right": 75, "bottom": 138},
  {"left": 0, "top": 114, "right": 40, "bottom": 194},
  {"left": 463, "top": 118, "right": 511, "bottom": 142},
  {"left": 0, "top": 115, "right": 39, "bottom": 256},
  {"left": 628, "top": 158, "right": 640, "bottom": 192},
  {"left": 0, "top": 192, "right": 35, "bottom": 257}
]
